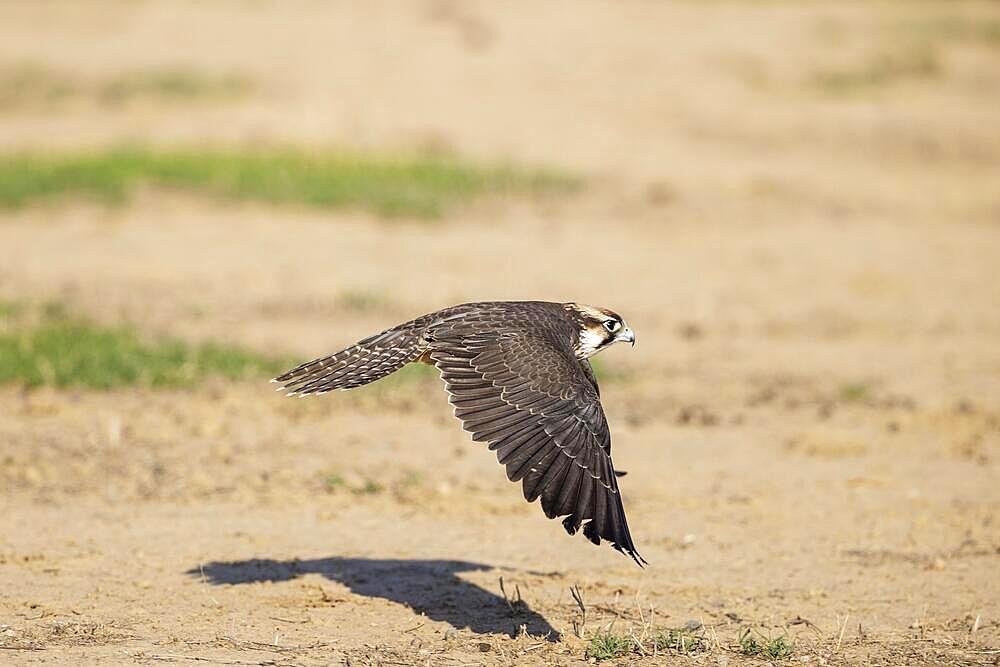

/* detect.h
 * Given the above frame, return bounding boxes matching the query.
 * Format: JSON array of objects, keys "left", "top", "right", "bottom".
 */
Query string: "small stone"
[
  {"left": 684, "top": 619, "right": 702, "bottom": 631},
  {"left": 478, "top": 642, "right": 491, "bottom": 652}
]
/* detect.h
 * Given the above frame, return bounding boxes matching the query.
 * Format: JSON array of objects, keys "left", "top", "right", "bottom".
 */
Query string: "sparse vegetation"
[
  {"left": 586, "top": 630, "right": 633, "bottom": 661},
  {"left": 322, "top": 473, "right": 346, "bottom": 492},
  {"left": 354, "top": 479, "right": 383, "bottom": 496},
  {"left": 335, "top": 289, "right": 395, "bottom": 313},
  {"left": 391, "top": 468, "right": 425, "bottom": 501},
  {"left": 97, "top": 69, "right": 252, "bottom": 105},
  {"left": 739, "top": 628, "right": 794, "bottom": 660},
  {"left": 811, "top": 45, "right": 941, "bottom": 94},
  {"left": 651, "top": 627, "right": 705, "bottom": 654},
  {"left": 0, "top": 302, "right": 289, "bottom": 389},
  {"left": 584, "top": 625, "right": 706, "bottom": 661},
  {"left": 839, "top": 382, "right": 870, "bottom": 402},
  {"left": 0, "top": 64, "right": 73, "bottom": 110},
  {"left": 0, "top": 147, "right": 579, "bottom": 218},
  {"left": 897, "top": 17, "right": 1000, "bottom": 50},
  {"left": 0, "top": 63, "right": 252, "bottom": 111},
  {"left": 810, "top": 13, "right": 1000, "bottom": 98},
  {"left": 320, "top": 467, "right": 433, "bottom": 501}
]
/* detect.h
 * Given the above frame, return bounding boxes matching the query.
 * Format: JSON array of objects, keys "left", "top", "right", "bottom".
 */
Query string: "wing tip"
[
  {"left": 621, "top": 544, "right": 648, "bottom": 568},
  {"left": 579, "top": 516, "right": 646, "bottom": 567},
  {"left": 605, "top": 527, "right": 647, "bottom": 567}
]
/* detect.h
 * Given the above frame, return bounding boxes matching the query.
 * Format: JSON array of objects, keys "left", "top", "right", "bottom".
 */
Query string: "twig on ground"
[
  {"left": 835, "top": 614, "right": 849, "bottom": 653},
  {"left": 570, "top": 585, "right": 587, "bottom": 638},
  {"left": 498, "top": 576, "right": 523, "bottom": 613},
  {"left": 145, "top": 653, "right": 293, "bottom": 666},
  {"left": 789, "top": 615, "right": 822, "bottom": 634}
]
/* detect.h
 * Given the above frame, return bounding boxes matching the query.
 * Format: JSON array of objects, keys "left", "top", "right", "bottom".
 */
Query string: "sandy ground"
[{"left": 1, "top": 1, "right": 999, "bottom": 665}]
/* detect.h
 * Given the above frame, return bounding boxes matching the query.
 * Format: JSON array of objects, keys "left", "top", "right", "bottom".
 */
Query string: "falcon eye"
[{"left": 604, "top": 319, "right": 620, "bottom": 333}]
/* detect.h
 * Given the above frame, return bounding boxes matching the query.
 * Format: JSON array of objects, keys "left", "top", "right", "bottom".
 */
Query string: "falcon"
[{"left": 273, "top": 301, "right": 645, "bottom": 566}]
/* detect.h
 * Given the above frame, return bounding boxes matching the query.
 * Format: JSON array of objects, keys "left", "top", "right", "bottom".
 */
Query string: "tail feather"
[{"left": 273, "top": 327, "right": 427, "bottom": 396}]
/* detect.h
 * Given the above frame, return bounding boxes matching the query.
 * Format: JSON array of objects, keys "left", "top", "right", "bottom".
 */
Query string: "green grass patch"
[
  {"left": 838, "top": 382, "right": 870, "bottom": 402},
  {"left": 353, "top": 478, "right": 383, "bottom": 496},
  {"left": 0, "top": 301, "right": 23, "bottom": 320},
  {"left": 0, "top": 303, "right": 290, "bottom": 389},
  {"left": 739, "top": 628, "right": 794, "bottom": 660},
  {"left": 0, "top": 146, "right": 579, "bottom": 218},
  {"left": 320, "top": 471, "right": 385, "bottom": 496},
  {"left": 322, "top": 473, "right": 347, "bottom": 492},
  {"left": 651, "top": 627, "right": 705, "bottom": 654},
  {"left": 585, "top": 625, "right": 709, "bottom": 660},
  {"left": 586, "top": 630, "right": 633, "bottom": 661}
]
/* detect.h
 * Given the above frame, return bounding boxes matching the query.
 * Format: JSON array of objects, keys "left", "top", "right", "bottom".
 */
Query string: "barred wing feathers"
[
  {"left": 273, "top": 323, "right": 429, "bottom": 396},
  {"left": 429, "top": 329, "right": 645, "bottom": 566}
]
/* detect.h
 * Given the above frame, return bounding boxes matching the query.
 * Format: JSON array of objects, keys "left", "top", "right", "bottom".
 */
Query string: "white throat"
[{"left": 576, "top": 328, "right": 606, "bottom": 359}]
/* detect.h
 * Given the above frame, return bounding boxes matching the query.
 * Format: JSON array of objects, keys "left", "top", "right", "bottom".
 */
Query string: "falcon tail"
[{"left": 272, "top": 328, "right": 427, "bottom": 396}]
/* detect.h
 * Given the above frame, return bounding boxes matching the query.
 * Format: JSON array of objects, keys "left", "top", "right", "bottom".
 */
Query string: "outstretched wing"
[
  {"left": 273, "top": 324, "right": 429, "bottom": 395},
  {"left": 429, "top": 328, "right": 645, "bottom": 566}
]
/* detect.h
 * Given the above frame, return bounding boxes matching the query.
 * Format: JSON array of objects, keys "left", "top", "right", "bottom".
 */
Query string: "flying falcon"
[{"left": 273, "top": 301, "right": 645, "bottom": 566}]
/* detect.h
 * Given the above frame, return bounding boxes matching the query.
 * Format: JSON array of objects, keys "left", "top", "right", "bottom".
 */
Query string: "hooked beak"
[{"left": 618, "top": 327, "right": 636, "bottom": 347}]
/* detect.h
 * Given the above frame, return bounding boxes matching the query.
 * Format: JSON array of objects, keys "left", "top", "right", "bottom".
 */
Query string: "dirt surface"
[{"left": 1, "top": 1, "right": 999, "bottom": 665}]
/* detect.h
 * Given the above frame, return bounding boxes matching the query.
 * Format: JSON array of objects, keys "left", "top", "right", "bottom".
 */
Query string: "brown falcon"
[{"left": 273, "top": 301, "right": 645, "bottom": 566}]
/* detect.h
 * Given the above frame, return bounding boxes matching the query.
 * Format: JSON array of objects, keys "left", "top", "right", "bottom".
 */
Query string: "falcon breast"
[{"left": 273, "top": 301, "right": 645, "bottom": 566}]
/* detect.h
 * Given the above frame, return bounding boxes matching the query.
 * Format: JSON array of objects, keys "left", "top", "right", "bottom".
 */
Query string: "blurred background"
[{"left": 1, "top": 2, "right": 998, "bottom": 665}]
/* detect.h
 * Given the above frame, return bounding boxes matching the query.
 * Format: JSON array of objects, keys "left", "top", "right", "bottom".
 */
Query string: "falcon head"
[{"left": 565, "top": 303, "right": 636, "bottom": 358}]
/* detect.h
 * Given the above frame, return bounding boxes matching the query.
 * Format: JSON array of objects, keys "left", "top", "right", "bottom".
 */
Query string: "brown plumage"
[{"left": 273, "top": 301, "right": 645, "bottom": 566}]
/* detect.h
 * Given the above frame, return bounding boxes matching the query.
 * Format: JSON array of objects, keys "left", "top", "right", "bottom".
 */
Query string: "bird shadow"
[{"left": 187, "top": 557, "right": 559, "bottom": 640}]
